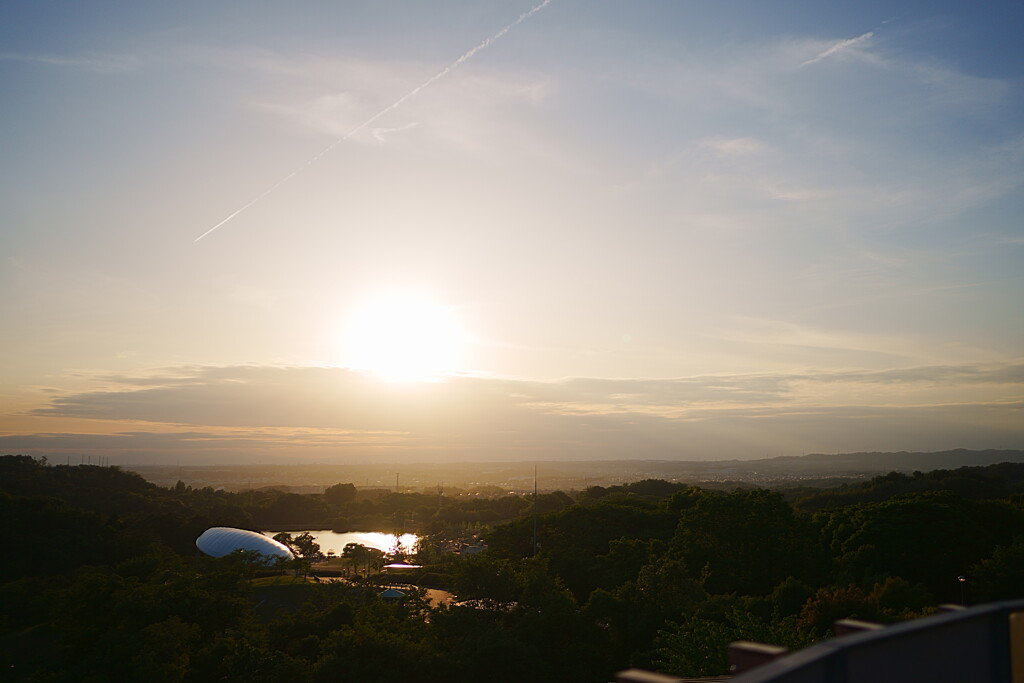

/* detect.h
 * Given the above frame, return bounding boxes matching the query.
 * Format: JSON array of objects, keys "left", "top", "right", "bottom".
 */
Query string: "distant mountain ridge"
[
  {"left": 755, "top": 448, "right": 1024, "bottom": 474},
  {"left": 122, "top": 449, "right": 1024, "bottom": 492}
]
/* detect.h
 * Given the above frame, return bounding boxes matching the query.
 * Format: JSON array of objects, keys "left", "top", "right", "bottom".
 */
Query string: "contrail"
[
  {"left": 798, "top": 31, "right": 874, "bottom": 68},
  {"left": 195, "top": 0, "right": 553, "bottom": 242}
]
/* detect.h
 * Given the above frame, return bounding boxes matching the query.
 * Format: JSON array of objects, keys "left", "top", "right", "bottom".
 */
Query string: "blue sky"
[{"left": 2, "top": 1, "right": 1022, "bottom": 464}]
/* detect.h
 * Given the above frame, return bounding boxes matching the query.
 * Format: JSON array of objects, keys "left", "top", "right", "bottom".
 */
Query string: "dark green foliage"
[
  {"left": 251, "top": 491, "right": 329, "bottom": 526},
  {"left": 816, "top": 491, "right": 1024, "bottom": 600},
  {"left": 486, "top": 495, "right": 675, "bottom": 600},
  {"left": 795, "top": 584, "right": 880, "bottom": 632},
  {"left": 441, "top": 558, "right": 613, "bottom": 682},
  {"left": 969, "top": 538, "right": 1024, "bottom": 602},
  {"left": 0, "top": 455, "right": 159, "bottom": 513},
  {"left": 578, "top": 478, "right": 687, "bottom": 504},
  {"left": 0, "top": 491, "right": 136, "bottom": 581},
  {"left": 768, "top": 576, "right": 817, "bottom": 618},
  {"left": 451, "top": 554, "right": 524, "bottom": 608},
  {"left": 653, "top": 614, "right": 731, "bottom": 676},
  {"left": 7, "top": 454, "right": 1024, "bottom": 682},
  {"left": 318, "top": 482, "right": 533, "bottom": 533},
  {"left": 428, "top": 606, "right": 548, "bottom": 682},
  {"left": 323, "top": 482, "right": 356, "bottom": 505},
  {"left": 533, "top": 490, "right": 574, "bottom": 514},
  {"left": 795, "top": 462, "right": 1024, "bottom": 512},
  {"left": 794, "top": 578, "right": 934, "bottom": 633},
  {"left": 14, "top": 562, "right": 266, "bottom": 681},
  {"left": 293, "top": 531, "right": 323, "bottom": 559},
  {"left": 654, "top": 607, "right": 818, "bottom": 677},
  {"left": 314, "top": 598, "right": 441, "bottom": 683},
  {"left": 593, "top": 537, "right": 667, "bottom": 592},
  {"left": 871, "top": 576, "right": 934, "bottom": 616},
  {"left": 669, "top": 488, "right": 824, "bottom": 595},
  {"left": 620, "top": 557, "right": 709, "bottom": 663},
  {"left": 272, "top": 531, "right": 323, "bottom": 560}
]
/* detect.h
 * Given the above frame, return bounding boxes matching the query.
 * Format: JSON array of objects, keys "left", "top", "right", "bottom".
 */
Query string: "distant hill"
[
  {"left": 790, "top": 461, "right": 1024, "bottom": 512},
  {"left": 632, "top": 448, "right": 1024, "bottom": 485},
  {"left": 122, "top": 449, "right": 1024, "bottom": 492},
  {"left": 538, "top": 449, "right": 1024, "bottom": 486},
  {"left": 752, "top": 449, "right": 1024, "bottom": 474}
]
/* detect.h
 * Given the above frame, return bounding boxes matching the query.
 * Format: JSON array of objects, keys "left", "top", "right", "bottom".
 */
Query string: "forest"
[{"left": 4, "top": 454, "right": 1024, "bottom": 681}]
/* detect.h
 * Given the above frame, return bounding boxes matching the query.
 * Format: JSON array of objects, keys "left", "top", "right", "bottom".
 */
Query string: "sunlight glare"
[{"left": 341, "top": 292, "right": 468, "bottom": 382}]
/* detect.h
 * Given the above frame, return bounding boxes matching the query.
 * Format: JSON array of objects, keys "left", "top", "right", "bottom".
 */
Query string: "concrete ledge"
[
  {"left": 728, "top": 599, "right": 1024, "bottom": 682},
  {"left": 938, "top": 603, "right": 967, "bottom": 612},
  {"left": 833, "top": 619, "right": 884, "bottom": 637},
  {"left": 729, "top": 640, "right": 788, "bottom": 674},
  {"left": 615, "top": 668, "right": 683, "bottom": 683}
]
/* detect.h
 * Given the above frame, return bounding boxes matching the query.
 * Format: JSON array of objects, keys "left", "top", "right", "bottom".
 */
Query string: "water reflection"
[{"left": 263, "top": 530, "right": 418, "bottom": 556}]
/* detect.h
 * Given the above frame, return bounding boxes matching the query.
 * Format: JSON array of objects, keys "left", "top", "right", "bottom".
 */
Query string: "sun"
[{"left": 340, "top": 292, "right": 468, "bottom": 382}]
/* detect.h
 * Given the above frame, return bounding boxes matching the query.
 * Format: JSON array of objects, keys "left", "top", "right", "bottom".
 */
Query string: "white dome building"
[{"left": 196, "top": 526, "right": 295, "bottom": 560}]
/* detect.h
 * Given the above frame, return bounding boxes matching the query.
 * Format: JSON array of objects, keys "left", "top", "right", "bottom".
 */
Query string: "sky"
[{"left": 1, "top": 0, "right": 1022, "bottom": 465}]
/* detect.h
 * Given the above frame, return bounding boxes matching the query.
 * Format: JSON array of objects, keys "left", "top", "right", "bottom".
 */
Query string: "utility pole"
[{"left": 532, "top": 464, "right": 538, "bottom": 556}]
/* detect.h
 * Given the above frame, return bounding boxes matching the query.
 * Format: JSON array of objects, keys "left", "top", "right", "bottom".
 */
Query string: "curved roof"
[{"left": 195, "top": 526, "right": 295, "bottom": 560}]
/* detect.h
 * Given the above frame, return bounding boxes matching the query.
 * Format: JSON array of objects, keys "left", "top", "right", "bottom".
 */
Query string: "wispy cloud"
[
  {"left": 699, "top": 137, "right": 767, "bottom": 156},
  {"left": 10, "top": 361, "right": 1021, "bottom": 463},
  {"left": 372, "top": 122, "right": 419, "bottom": 143},
  {"left": 193, "top": 0, "right": 554, "bottom": 242},
  {"left": 0, "top": 51, "right": 142, "bottom": 73},
  {"left": 251, "top": 58, "right": 550, "bottom": 152}
]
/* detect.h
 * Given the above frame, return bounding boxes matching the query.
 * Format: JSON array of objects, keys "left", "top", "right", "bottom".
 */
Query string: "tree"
[
  {"left": 451, "top": 555, "right": 523, "bottom": 609},
  {"left": 255, "top": 492, "right": 329, "bottom": 526},
  {"left": 817, "top": 491, "right": 1024, "bottom": 600},
  {"left": 533, "top": 490, "right": 573, "bottom": 515},
  {"left": 654, "top": 608, "right": 817, "bottom": 678},
  {"left": 670, "top": 488, "right": 822, "bottom": 595},
  {"left": 796, "top": 585, "right": 879, "bottom": 633},
  {"left": 652, "top": 616, "right": 731, "bottom": 676},
  {"left": 324, "top": 482, "right": 357, "bottom": 506},
  {"left": 222, "top": 549, "right": 275, "bottom": 580},
  {"left": 272, "top": 531, "right": 296, "bottom": 553},
  {"left": 342, "top": 542, "right": 384, "bottom": 577},
  {"left": 342, "top": 543, "right": 367, "bottom": 576},
  {"left": 970, "top": 539, "right": 1024, "bottom": 602},
  {"left": 292, "top": 532, "right": 323, "bottom": 560},
  {"left": 365, "top": 547, "right": 386, "bottom": 575}
]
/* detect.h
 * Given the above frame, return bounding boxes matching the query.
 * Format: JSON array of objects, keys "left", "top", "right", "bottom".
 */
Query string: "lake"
[{"left": 263, "top": 530, "right": 419, "bottom": 556}]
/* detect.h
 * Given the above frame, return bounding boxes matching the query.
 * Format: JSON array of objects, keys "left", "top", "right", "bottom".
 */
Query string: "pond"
[{"left": 263, "top": 530, "right": 419, "bottom": 556}]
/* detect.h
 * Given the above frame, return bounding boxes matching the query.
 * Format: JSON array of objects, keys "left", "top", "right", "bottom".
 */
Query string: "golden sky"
[{"left": 2, "top": 1, "right": 1022, "bottom": 464}]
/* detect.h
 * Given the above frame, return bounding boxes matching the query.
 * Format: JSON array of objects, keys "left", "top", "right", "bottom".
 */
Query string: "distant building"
[{"left": 195, "top": 526, "right": 295, "bottom": 560}]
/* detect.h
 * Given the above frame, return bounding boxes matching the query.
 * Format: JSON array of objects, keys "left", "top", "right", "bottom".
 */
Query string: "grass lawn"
[{"left": 250, "top": 575, "right": 315, "bottom": 587}]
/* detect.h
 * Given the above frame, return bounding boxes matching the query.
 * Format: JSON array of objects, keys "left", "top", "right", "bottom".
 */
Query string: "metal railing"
[
  {"left": 732, "top": 599, "right": 1024, "bottom": 683},
  {"left": 617, "top": 599, "right": 1024, "bottom": 683}
]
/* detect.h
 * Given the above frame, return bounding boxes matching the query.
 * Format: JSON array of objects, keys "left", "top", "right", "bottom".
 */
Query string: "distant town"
[{"left": 124, "top": 448, "right": 1024, "bottom": 494}]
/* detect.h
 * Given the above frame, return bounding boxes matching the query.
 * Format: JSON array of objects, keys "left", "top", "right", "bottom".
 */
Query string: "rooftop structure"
[{"left": 195, "top": 526, "right": 294, "bottom": 560}]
